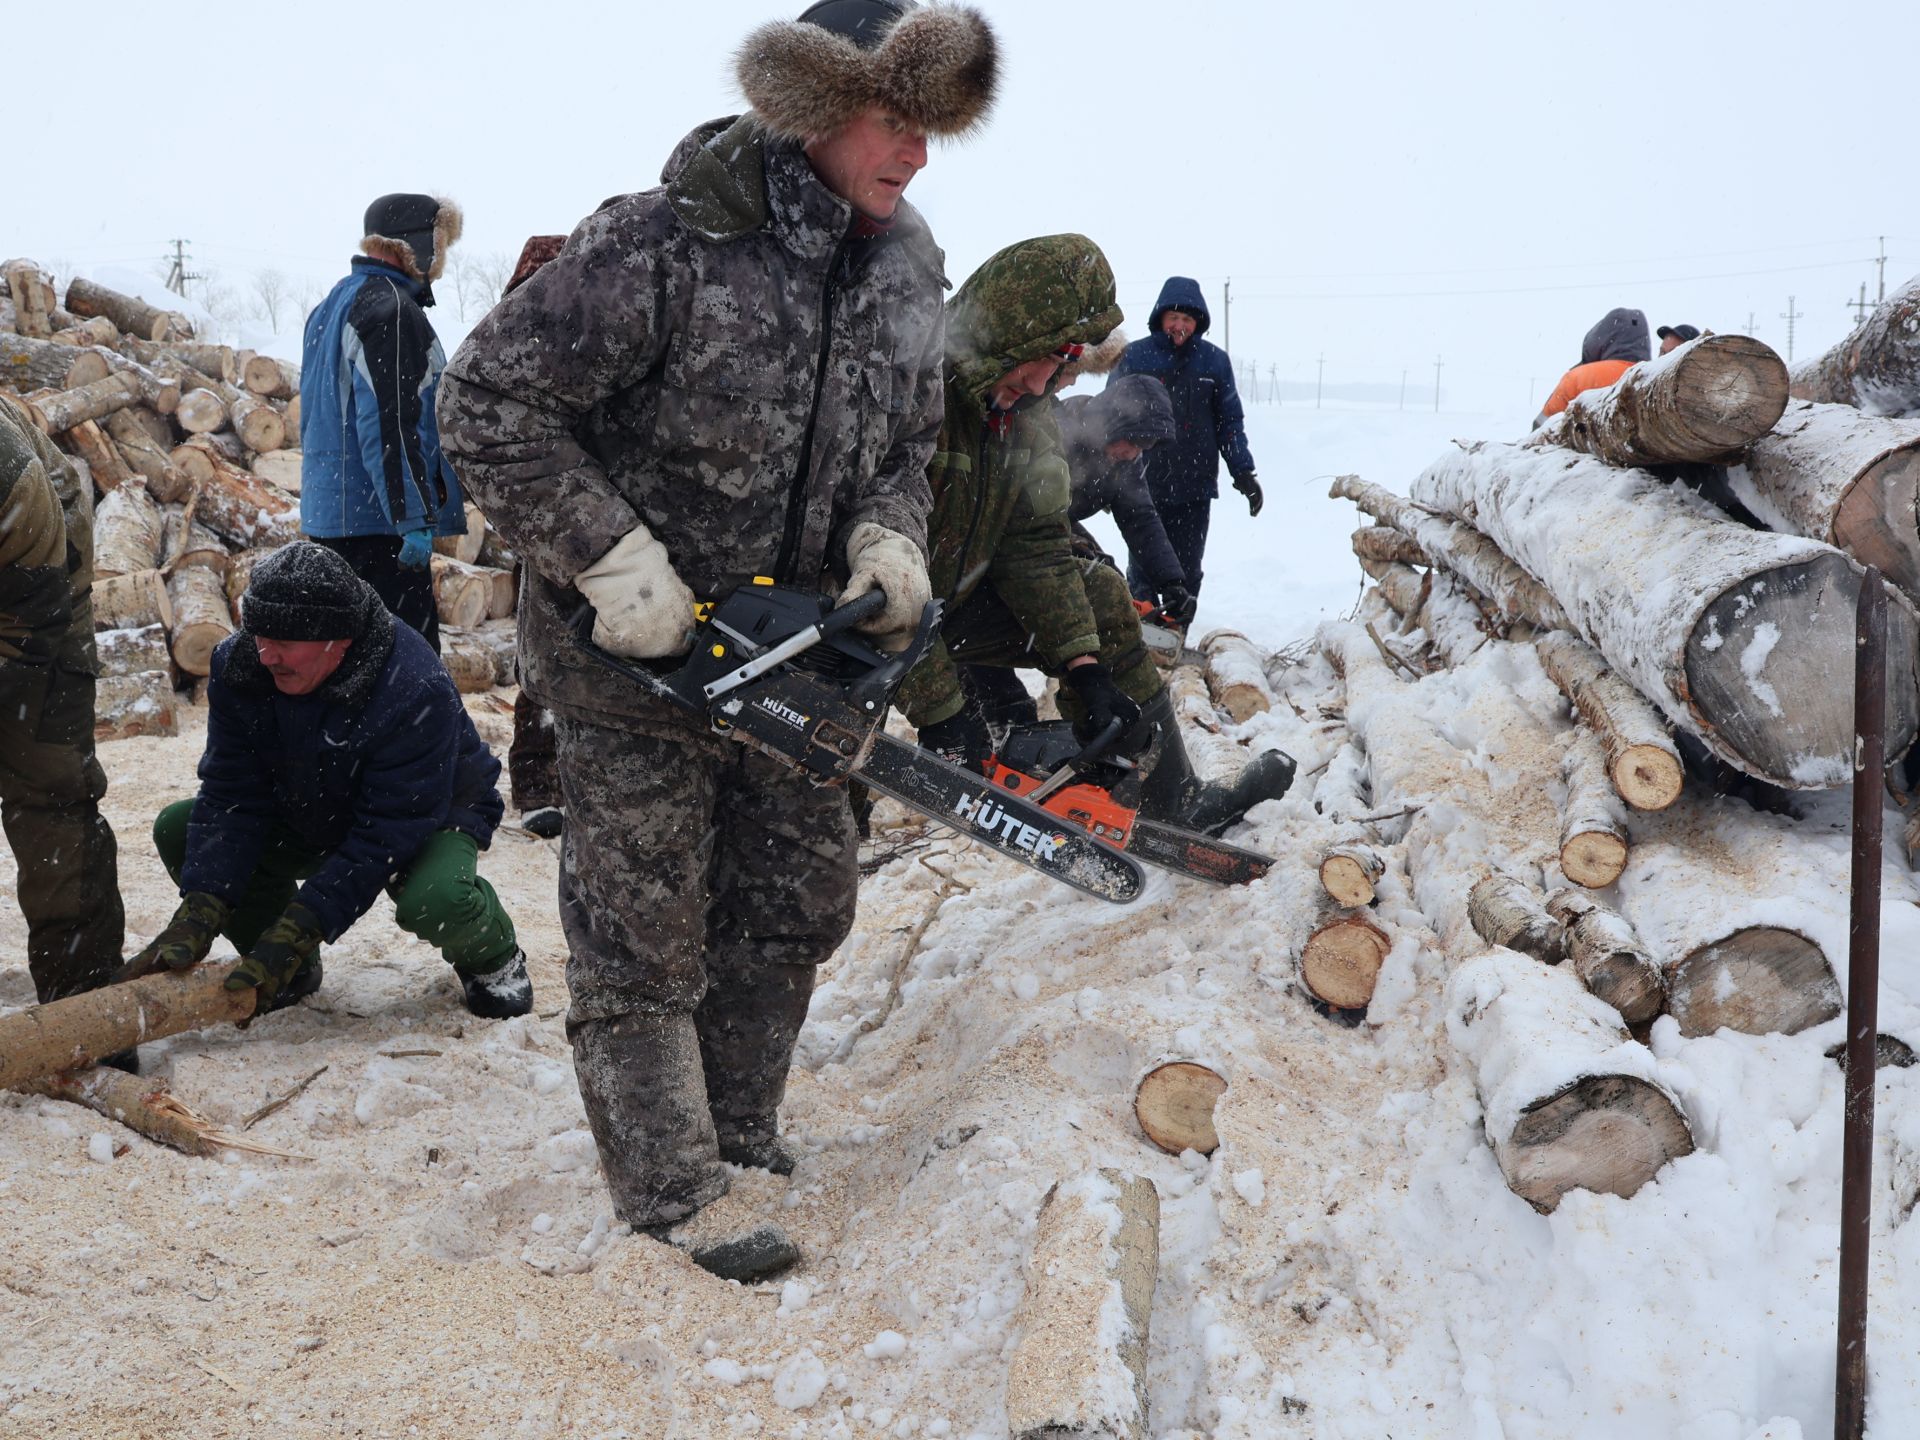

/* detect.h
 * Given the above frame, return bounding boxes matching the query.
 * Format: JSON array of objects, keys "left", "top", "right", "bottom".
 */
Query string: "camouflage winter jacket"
[
  {"left": 0, "top": 393, "right": 97, "bottom": 696},
  {"left": 894, "top": 235, "right": 1124, "bottom": 727},
  {"left": 437, "top": 117, "right": 946, "bottom": 730}
]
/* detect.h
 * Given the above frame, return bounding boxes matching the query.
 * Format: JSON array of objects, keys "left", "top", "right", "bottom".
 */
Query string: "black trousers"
[
  {"left": 312, "top": 534, "right": 440, "bottom": 652},
  {"left": 1127, "top": 497, "right": 1213, "bottom": 601}
]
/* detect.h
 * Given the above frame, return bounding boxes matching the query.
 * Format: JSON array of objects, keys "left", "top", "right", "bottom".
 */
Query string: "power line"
[{"left": 1229, "top": 257, "right": 1874, "bottom": 305}]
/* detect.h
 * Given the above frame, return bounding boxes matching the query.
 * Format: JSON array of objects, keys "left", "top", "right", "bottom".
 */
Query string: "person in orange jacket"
[{"left": 1532, "top": 307, "right": 1650, "bottom": 427}]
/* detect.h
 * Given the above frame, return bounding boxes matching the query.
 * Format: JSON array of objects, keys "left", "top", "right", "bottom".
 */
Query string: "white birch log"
[
  {"left": 1418, "top": 568, "right": 1491, "bottom": 666},
  {"left": 120, "top": 337, "right": 237, "bottom": 383},
  {"left": 3, "top": 260, "right": 55, "bottom": 337},
  {"left": 430, "top": 555, "right": 491, "bottom": 629},
  {"left": 1534, "top": 630, "right": 1684, "bottom": 811},
  {"left": 1545, "top": 889, "right": 1666, "bottom": 1026},
  {"left": 1790, "top": 274, "right": 1920, "bottom": 416},
  {"left": 161, "top": 506, "right": 231, "bottom": 576},
  {"left": 101, "top": 409, "right": 189, "bottom": 503},
  {"left": 471, "top": 619, "right": 520, "bottom": 685},
  {"left": 241, "top": 354, "right": 297, "bottom": 399},
  {"left": 1352, "top": 524, "right": 1430, "bottom": 567},
  {"left": 170, "top": 441, "right": 300, "bottom": 549},
  {"left": 1005, "top": 1170, "right": 1158, "bottom": 1440},
  {"left": 251, "top": 449, "right": 302, "bottom": 493},
  {"left": 1319, "top": 842, "right": 1386, "bottom": 908},
  {"left": 1, "top": 332, "right": 109, "bottom": 391},
  {"left": 439, "top": 630, "right": 499, "bottom": 694},
  {"left": 90, "top": 570, "right": 173, "bottom": 631},
  {"left": 1559, "top": 729, "right": 1629, "bottom": 889},
  {"left": 1410, "top": 439, "right": 1920, "bottom": 788},
  {"left": 172, "top": 387, "right": 227, "bottom": 435},
  {"left": 1532, "top": 333, "right": 1790, "bottom": 466},
  {"left": 228, "top": 393, "right": 285, "bottom": 453},
  {"left": 62, "top": 419, "right": 133, "bottom": 494},
  {"left": 48, "top": 316, "right": 119, "bottom": 348},
  {"left": 1298, "top": 906, "right": 1391, "bottom": 1010},
  {"left": 1731, "top": 399, "right": 1920, "bottom": 601},
  {"left": 1467, "top": 872, "right": 1562, "bottom": 963},
  {"left": 1373, "top": 563, "right": 1428, "bottom": 624},
  {"left": 22, "top": 373, "right": 143, "bottom": 434},
  {"left": 65, "top": 277, "right": 191, "bottom": 342},
  {"left": 95, "top": 670, "right": 179, "bottom": 741},
  {"left": 434, "top": 502, "right": 486, "bottom": 563},
  {"left": 95, "top": 624, "right": 172, "bottom": 677},
  {"left": 165, "top": 566, "right": 235, "bottom": 676},
  {"left": 1200, "top": 630, "right": 1274, "bottom": 722},
  {"left": 91, "top": 483, "right": 165, "bottom": 577}
]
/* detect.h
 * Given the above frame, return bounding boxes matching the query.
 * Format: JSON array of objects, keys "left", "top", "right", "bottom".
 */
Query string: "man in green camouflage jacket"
[
  {"left": 900, "top": 236, "right": 1294, "bottom": 837},
  {"left": 0, "top": 393, "right": 125, "bottom": 1009}
]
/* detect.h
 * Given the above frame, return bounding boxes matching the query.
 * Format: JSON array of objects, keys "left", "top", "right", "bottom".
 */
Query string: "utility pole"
[
  {"left": 1780, "top": 295, "right": 1804, "bottom": 362},
  {"left": 1399, "top": 369, "right": 1408, "bottom": 411},
  {"left": 1850, "top": 283, "right": 1871, "bottom": 326},
  {"left": 1746, "top": 310, "right": 1757, "bottom": 336},
  {"left": 163, "top": 239, "right": 200, "bottom": 298},
  {"left": 1222, "top": 277, "right": 1232, "bottom": 357},
  {"left": 1316, "top": 353, "right": 1325, "bottom": 410},
  {"left": 1268, "top": 362, "right": 1277, "bottom": 406},
  {"left": 1528, "top": 376, "right": 1537, "bottom": 409},
  {"left": 1432, "top": 355, "right": 1443, "bottom": 413},
  {"left": 1877, "top": 236, "right": 1888, "bottom": 304}
]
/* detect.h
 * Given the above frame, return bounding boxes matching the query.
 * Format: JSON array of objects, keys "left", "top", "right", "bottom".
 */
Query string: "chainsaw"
[
  {"left": 1132, "top": 599, "right": 1206, "bottom": 669},
  {"left": 570, "top": 580, "right": 1145, "bottom": 903}
]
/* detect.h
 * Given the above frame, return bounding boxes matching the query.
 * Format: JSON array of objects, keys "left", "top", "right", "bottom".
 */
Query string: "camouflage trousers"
[
  {"left": 0, "top": 662, "right": 124, "bottom": 1001},
  {"left": 552, "top": 712, "right": 858, "bottom": 1226}
]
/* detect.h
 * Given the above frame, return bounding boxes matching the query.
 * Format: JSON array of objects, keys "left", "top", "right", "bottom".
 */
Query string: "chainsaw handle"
[
  {"left": 819, "top": 588, "right": 888, "bottom": 638},
  {"left": 1074, "top": 716, "right": 1127, "bottom": 768}
]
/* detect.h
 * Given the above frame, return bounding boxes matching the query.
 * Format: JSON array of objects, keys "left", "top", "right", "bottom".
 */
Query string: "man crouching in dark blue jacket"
[{"left": 122, "top": 543, "right": 531, "bottom": 1019}]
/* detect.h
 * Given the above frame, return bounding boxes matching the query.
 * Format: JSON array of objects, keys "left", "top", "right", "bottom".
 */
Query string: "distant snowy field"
[{"left": 1079, "top": 403, "right": 1538, "bottom": 649}]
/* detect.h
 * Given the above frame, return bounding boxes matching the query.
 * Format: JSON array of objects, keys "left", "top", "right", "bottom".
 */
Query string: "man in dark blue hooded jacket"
[{"left": 1109, "top": 277, "right": 1261, "bottom": 602}]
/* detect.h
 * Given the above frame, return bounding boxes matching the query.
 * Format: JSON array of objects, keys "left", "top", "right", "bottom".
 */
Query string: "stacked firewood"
[
  {"left": 1260, "top": 317, "right": 1920, "bottom": 1211},
  {"left": 1, "top": 260, "right": 521, "bottom": 737}
]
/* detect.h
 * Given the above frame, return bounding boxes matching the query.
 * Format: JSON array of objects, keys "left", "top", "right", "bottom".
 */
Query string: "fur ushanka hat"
[{"left": 735, "top": 1, "right": 1000, "bottom": 142}]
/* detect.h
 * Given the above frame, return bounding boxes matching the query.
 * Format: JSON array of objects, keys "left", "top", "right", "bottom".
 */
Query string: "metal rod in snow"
[{"left": 1835, "top": 565, "right": 1886, "bottom": 1440}]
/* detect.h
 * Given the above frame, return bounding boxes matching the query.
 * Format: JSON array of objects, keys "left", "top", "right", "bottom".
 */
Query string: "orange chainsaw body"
[{"left": 984, "top": 760, "right": 1137, "bottom": 850}]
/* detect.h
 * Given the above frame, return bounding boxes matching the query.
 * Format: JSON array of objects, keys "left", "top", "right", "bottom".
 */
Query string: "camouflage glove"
[
  {"left": 1064, "top": 662, "right": 1142, "bottom": 746},
  {"left": 117, "top": 892, "right": 231, "bottom": 982},
  {"left": 1232, "top": 473, "right": 1263, "bottom": 518},
  {"left": 575, "top": 523, "right": 698, "bottom": 659},
  {"left": 224, "top": 902, "right": 324, "bottom": 1008},
  {"left": 838, "top": 523, "right": 930, "bottom": 652},
  {"left": 918, "top": 701, "right": 994, "bottom": 776}
]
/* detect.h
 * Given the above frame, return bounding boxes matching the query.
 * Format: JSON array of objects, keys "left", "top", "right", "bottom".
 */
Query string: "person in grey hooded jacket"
[{"left": 1534, "top": 307, "right": 1651, "bottom": 427}]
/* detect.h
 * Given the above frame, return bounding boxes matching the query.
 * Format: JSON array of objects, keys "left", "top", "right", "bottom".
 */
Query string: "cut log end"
[
  {"left": 1319, "top": 847, "right": 1384, "bottom": 908},
  {"left": 1561, "top": 830, "right": 1628, "bottom": 889},
  {"left": 1299, "top": 914, "right": 1390, "bottom": 1011},
  {"left": 1613, "top": 744, "right": 1685, "bottom": 812},
  {"left": 1134, "top": 1061, "right": 1227, "bottom": 1156},
  {"left": 1667, "top": 926, "right": 1842, "bottom": 1038},
  {"left": 1498, "top": 1073, "right": 1695, "bottom": 1212}
]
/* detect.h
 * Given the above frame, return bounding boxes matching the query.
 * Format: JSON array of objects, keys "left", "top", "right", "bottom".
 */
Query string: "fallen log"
[
  {"left": 65, "top": 276, "right": 191, "bottom": 343},
  {"left": 120, "top": 337, "right": 236, "bottom": 383},
  {"left": 1200, "top": 630, "right": 1273, "bottom": 722},
  {"left": 94, "top": 350, "right": 181, "bottom": 417},
  {"left": 430, "top": 555, "right": 491, "bottom": 630},
  {"left": 1559, "top": 730, "right": 1629, "bottom": 888},
  {"left": 1411, "top": 440, "right": 1920, "bottom": 788},
  {"left": 1298, "top": 907, "right": 1391, "bottom": 1011},
  {"left": 242, "top": 354, "right": 297, "bottom": 399},
  {"left": 1005, "top": 1170, "right": 1158, "bottom": 1440},
  {"left": 1730, "top": 400, "right": 1920, "bottom": 602},
  {"left": 439, "top": 630, "right": 499, "bottom": 693},
  {"left": 173, "top": 387, "right": 227, "bottom": 435},
  {"left": 91, "top": 570, "right": 174, "bottom": 631},
  {"left": 1133, "top": 1061, "right": 1226, "bottom": 1156},
  {"left": 1330, "top": 473, "right": 1570, "bottom": 629},
  {"left": 1373, "top": 563, "right": 1428, "bottom": 624},
  {"left": 95, "top": 670, "right": 179, "bottom": 741},
  {"left": 91, "top": 483, "right": 166, "bottom": 578},
  {"left": 3, "top": 260, "right": 55, "bottom": 338},
  {"left": 0, "top": 963, "right": 255, "bottom": 1089},
  {"left": 250, "top": 449, "right": 302, "bottom": 492},
  {"left": 435, "top": 503, "right": 487, "bottom": 564},
  {"left": 228, "top": 393, "right": 285, "bottom": 453},
  {"left": 95, "top": 624, "right": 171, "bottom": 676},
  {"left": 62, "top": 419, "right": 133, "bottom": 493},
  {"left": 23, "top": 1066, "right": 285, "bottom": 1159},
  {"left": 1534, "top": 631, "right": 1683, "bottom": 812},
  {"left": 1467, "top": 872, "right": 1561, "bottom": 963},
  {"left": 1789, "top": 274, "right": 1920, "bottom": 415},
  {"left": 1, "top": 332, "right": 110, "bottom": 391},
  {"left": 170, "top": 431, "right": 247, "bottom": 483},
  {"left": 161, "top": 507, "right": 231, "bottom": 576},
  {"left": 1353, "top": 524, "right": 1430, "bottom": 568},
  {"left": 1534, "top": 333, "right": 1790, "bottom": 466},
  {"left": 23, "top": 373, "right": 143, "bottom": 434},
  {"left": 1417, "top": 568, "right": 1491, "bottom": 665},
  {"left": 170, "top": 441, "right": 300, "bottom": 549},
  {"left": 102, "top": 409, "right": 190, "bottom": 502},
  {"left": 468, "top": 620, "right": 520, "bottom": 685},
  {"left": 1545, "top": 889, "right": 1665, "bottom": 1026},
  {"left": 165, "top": 566, "right": 236, "bottom": 676},
  {"left": 48, "top": 316, "right": 120, "bottom": 348},
  {"left": 1319, "top": 842, "right": 1386, "bottom": 908}
]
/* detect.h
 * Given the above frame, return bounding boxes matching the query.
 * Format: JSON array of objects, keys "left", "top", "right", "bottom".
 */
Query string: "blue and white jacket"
[{"left": 299, "top": 258, "right": 465, "bottom": 539}]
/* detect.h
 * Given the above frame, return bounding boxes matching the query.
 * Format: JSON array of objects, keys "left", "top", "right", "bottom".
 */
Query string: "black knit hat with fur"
[
  {"left": 242, "top": 542, "right": 381, "bottom": 641},
  {"left": 736, "top": 2, "right": 999, "bottom": 141}
]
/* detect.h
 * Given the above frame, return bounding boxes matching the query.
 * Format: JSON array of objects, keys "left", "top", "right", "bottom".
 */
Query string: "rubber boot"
[
  {"left": 460, "top": 947, "right": 534, "bottom": 1019},
  {"left": 1134, "top": 690, "right": 1296, "bottom": 836}
]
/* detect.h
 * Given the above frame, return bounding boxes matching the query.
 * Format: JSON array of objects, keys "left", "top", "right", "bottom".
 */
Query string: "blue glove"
[{"left": 397, "top": 528, "right": 434, "bottom": 569}]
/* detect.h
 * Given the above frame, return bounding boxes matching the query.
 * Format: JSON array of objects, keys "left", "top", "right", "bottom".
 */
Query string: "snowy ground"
[{"left": 4, "top": 408, "right": 1918, "bottom": 1439}]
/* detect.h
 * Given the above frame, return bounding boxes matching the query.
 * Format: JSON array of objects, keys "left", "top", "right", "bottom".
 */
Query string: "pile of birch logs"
[{"left": 1, "top": 260, "right": 522, "bottom": 734}]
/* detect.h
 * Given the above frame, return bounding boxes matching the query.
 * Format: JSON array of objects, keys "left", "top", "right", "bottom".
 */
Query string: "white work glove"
[
  {"left": 837, "top": 522, "right": 930, "bottom": 652},
  {"left": 574, "top": 523, "right": 698, "bottom": 659}
]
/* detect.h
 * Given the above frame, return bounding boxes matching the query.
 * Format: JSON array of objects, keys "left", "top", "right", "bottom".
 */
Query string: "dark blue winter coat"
[
  {"left": 299, "top": 258, "right": 465, "bottom": 541},
  {"left": 183, "top": 612, "right": 503, "bottom": 941},
  {"left": 1109, "top": 277, "right": 1257, "bottom": 505}
]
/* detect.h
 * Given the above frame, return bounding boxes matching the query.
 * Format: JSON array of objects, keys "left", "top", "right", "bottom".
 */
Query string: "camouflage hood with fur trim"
[{"left": 944, "top": 234, "right": 1122, "bottom": 405}]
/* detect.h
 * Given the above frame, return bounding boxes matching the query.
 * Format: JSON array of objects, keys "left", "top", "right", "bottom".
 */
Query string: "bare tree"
[
  {"left": 250, "top": 268, "right": 289, "bottom": 331},
  {"left": 449, "top": 249, "right": 515, "bottom": 322}
]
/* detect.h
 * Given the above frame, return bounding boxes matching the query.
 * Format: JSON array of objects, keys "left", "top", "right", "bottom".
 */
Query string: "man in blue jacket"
[
  {"left": 122, "top": 543, "right": 532, "bottom": 1020},
  {"left": 300, "top": 194, "right": 468, "bottom": 652},
  {"left": 1110, "top": 277, "right": 1262, "bottom": 603}
]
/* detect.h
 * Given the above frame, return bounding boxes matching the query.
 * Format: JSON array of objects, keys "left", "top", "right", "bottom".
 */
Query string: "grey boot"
[
  {"left": 1135, "top": 690, "right": 1296, "bottom": 836},
  {"left": 696, "top": 951, "right": 815, "bottom": 1182},
  {"left": 570, "top": 1012, "right": 729, "bottom": 1228}
]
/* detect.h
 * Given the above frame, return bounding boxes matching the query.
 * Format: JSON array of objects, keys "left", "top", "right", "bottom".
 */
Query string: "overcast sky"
[{"left": 15, "top": 0, "right": 1916, "bottom": 410}]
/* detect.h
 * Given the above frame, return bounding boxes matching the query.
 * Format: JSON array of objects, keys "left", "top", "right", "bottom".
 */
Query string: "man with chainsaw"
[
  {"left": 897, "top": 235, "right": 1294, "bottom": 838},
  {"left": 437, "top": 0, "right": 996, "bottom": 1281}
]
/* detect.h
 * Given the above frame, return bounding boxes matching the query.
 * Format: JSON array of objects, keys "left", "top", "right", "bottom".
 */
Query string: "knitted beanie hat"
[{"left": 241, "top": 542, "right": 379, "bottom": 641}]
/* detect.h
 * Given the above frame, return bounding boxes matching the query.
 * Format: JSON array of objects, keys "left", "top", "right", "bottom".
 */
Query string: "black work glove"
[
  {"left": 116, "top": 892, "right": 232, "bottom": 983},
  {"left": 225, "top": 902, "right": 324, "bottom": 1010},
  {"left": 1158, "top": 586, "right": 1198, "bottom": 628},
  {"left": 1233, "top": 473, "right": 1264, "bottom": 517},
  {"left": 917, "top": 702, "right": 994, "bottom": 776},
  {"left": 1064, "top": 662, "right": 1143, "bottom": 745}
]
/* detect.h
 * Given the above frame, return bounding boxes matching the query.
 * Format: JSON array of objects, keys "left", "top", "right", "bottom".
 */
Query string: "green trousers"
[{"left": 153, "top": 800, "right": 517, "bottom": 974}]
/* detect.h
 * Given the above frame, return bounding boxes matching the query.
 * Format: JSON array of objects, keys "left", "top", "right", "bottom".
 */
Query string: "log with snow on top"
[
  {"left": 1558, "top": 729, "right": 1629, "bottom": 888},
  {"left": 1545, "top": 889, "right": 1665, "bottom": 1026},
  {"left": 1352, "top": 524, "right": 1430, "bottom": 568},
  {"left": 1328, "top": 618, "right": 1692, "bottom": 1205},
  {"left": 161, "top": 507, "right": 232, "bottom": 577},
  {"left": 1415, "top": 568, "right": 1491, "bottom": 667},
  {"left": 165, "top": 566, "right": 235, "bottom": 676},
  {"left": 1729, "top": 399, "right": 1920, "bottom": 602},
  {"left": 1468, "top": 872, "right": 1561, "bottom": 963},
  {"left": 1532, "top": 333, "right": 1790, "bottom": 466},
  {"left": 94, "top": 669, "right": 179, "bottom": 741},
  {"left": 1, "top": 332, "right": 110, "bottom": 391},
  {"left": 48, "top": 316, "right": 119, "bottom": 348},
  {"left": 22, "top": 372, "right": 144, "bottom": 434},
  {"left": 1534, "top": 631, "right": 1683, "bottom": 811},
  {"left": 229, "top": 393, "right": 286, "bottom": 453},
  {"left": 95, "top": 624, "right": 172, "bottom": 677},
  {"left": 430, "top": 555, "right": 492, "bottom": 630},
  {"left": 91, "top": 483, "right": 165, "bottom": 578},
  {"left": 250, "top": 449, "right": 303, "bottom": 493},
  {"left": 1200, "top": 630, "right": 1273, "bottom": 722},
  {"left": 1005, "top": 1169, "right": 1158, "bottom": 1440},
  {"left": 1789, "top": 273, "right": 1920, "bottom": 416},
  {"left": 167, "top": 440, "right": 300, "bottom": 549},
  {"left": 64, "top": 276, "right": 192, "bottom": 343},
  {"left": 91, "top": 570, "right": 173, "bottom": 631},
  {"left": 1410, "top": 439, "right": 1920, "bottom": 789},
  {"left": 4, "top": 260, "right": 56, "bottom": 337},
  {"left": 1331, "top": 473, "right": 1570, "bottom": 630},
  {"left": 103, "top": 409, "right": 189, "bottom": 502},
  {"left": 1320, "top": 842, "right": 1387, "bottom": 908},
  {"left": 439, "top": 630, "right": 501, "bottom": 694},
  {"left": 241, "top": 354, "right": 297, "bottom": 399},
  {"left": 1372, "top": 563, "right": 1428, "bottom": 625}
]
